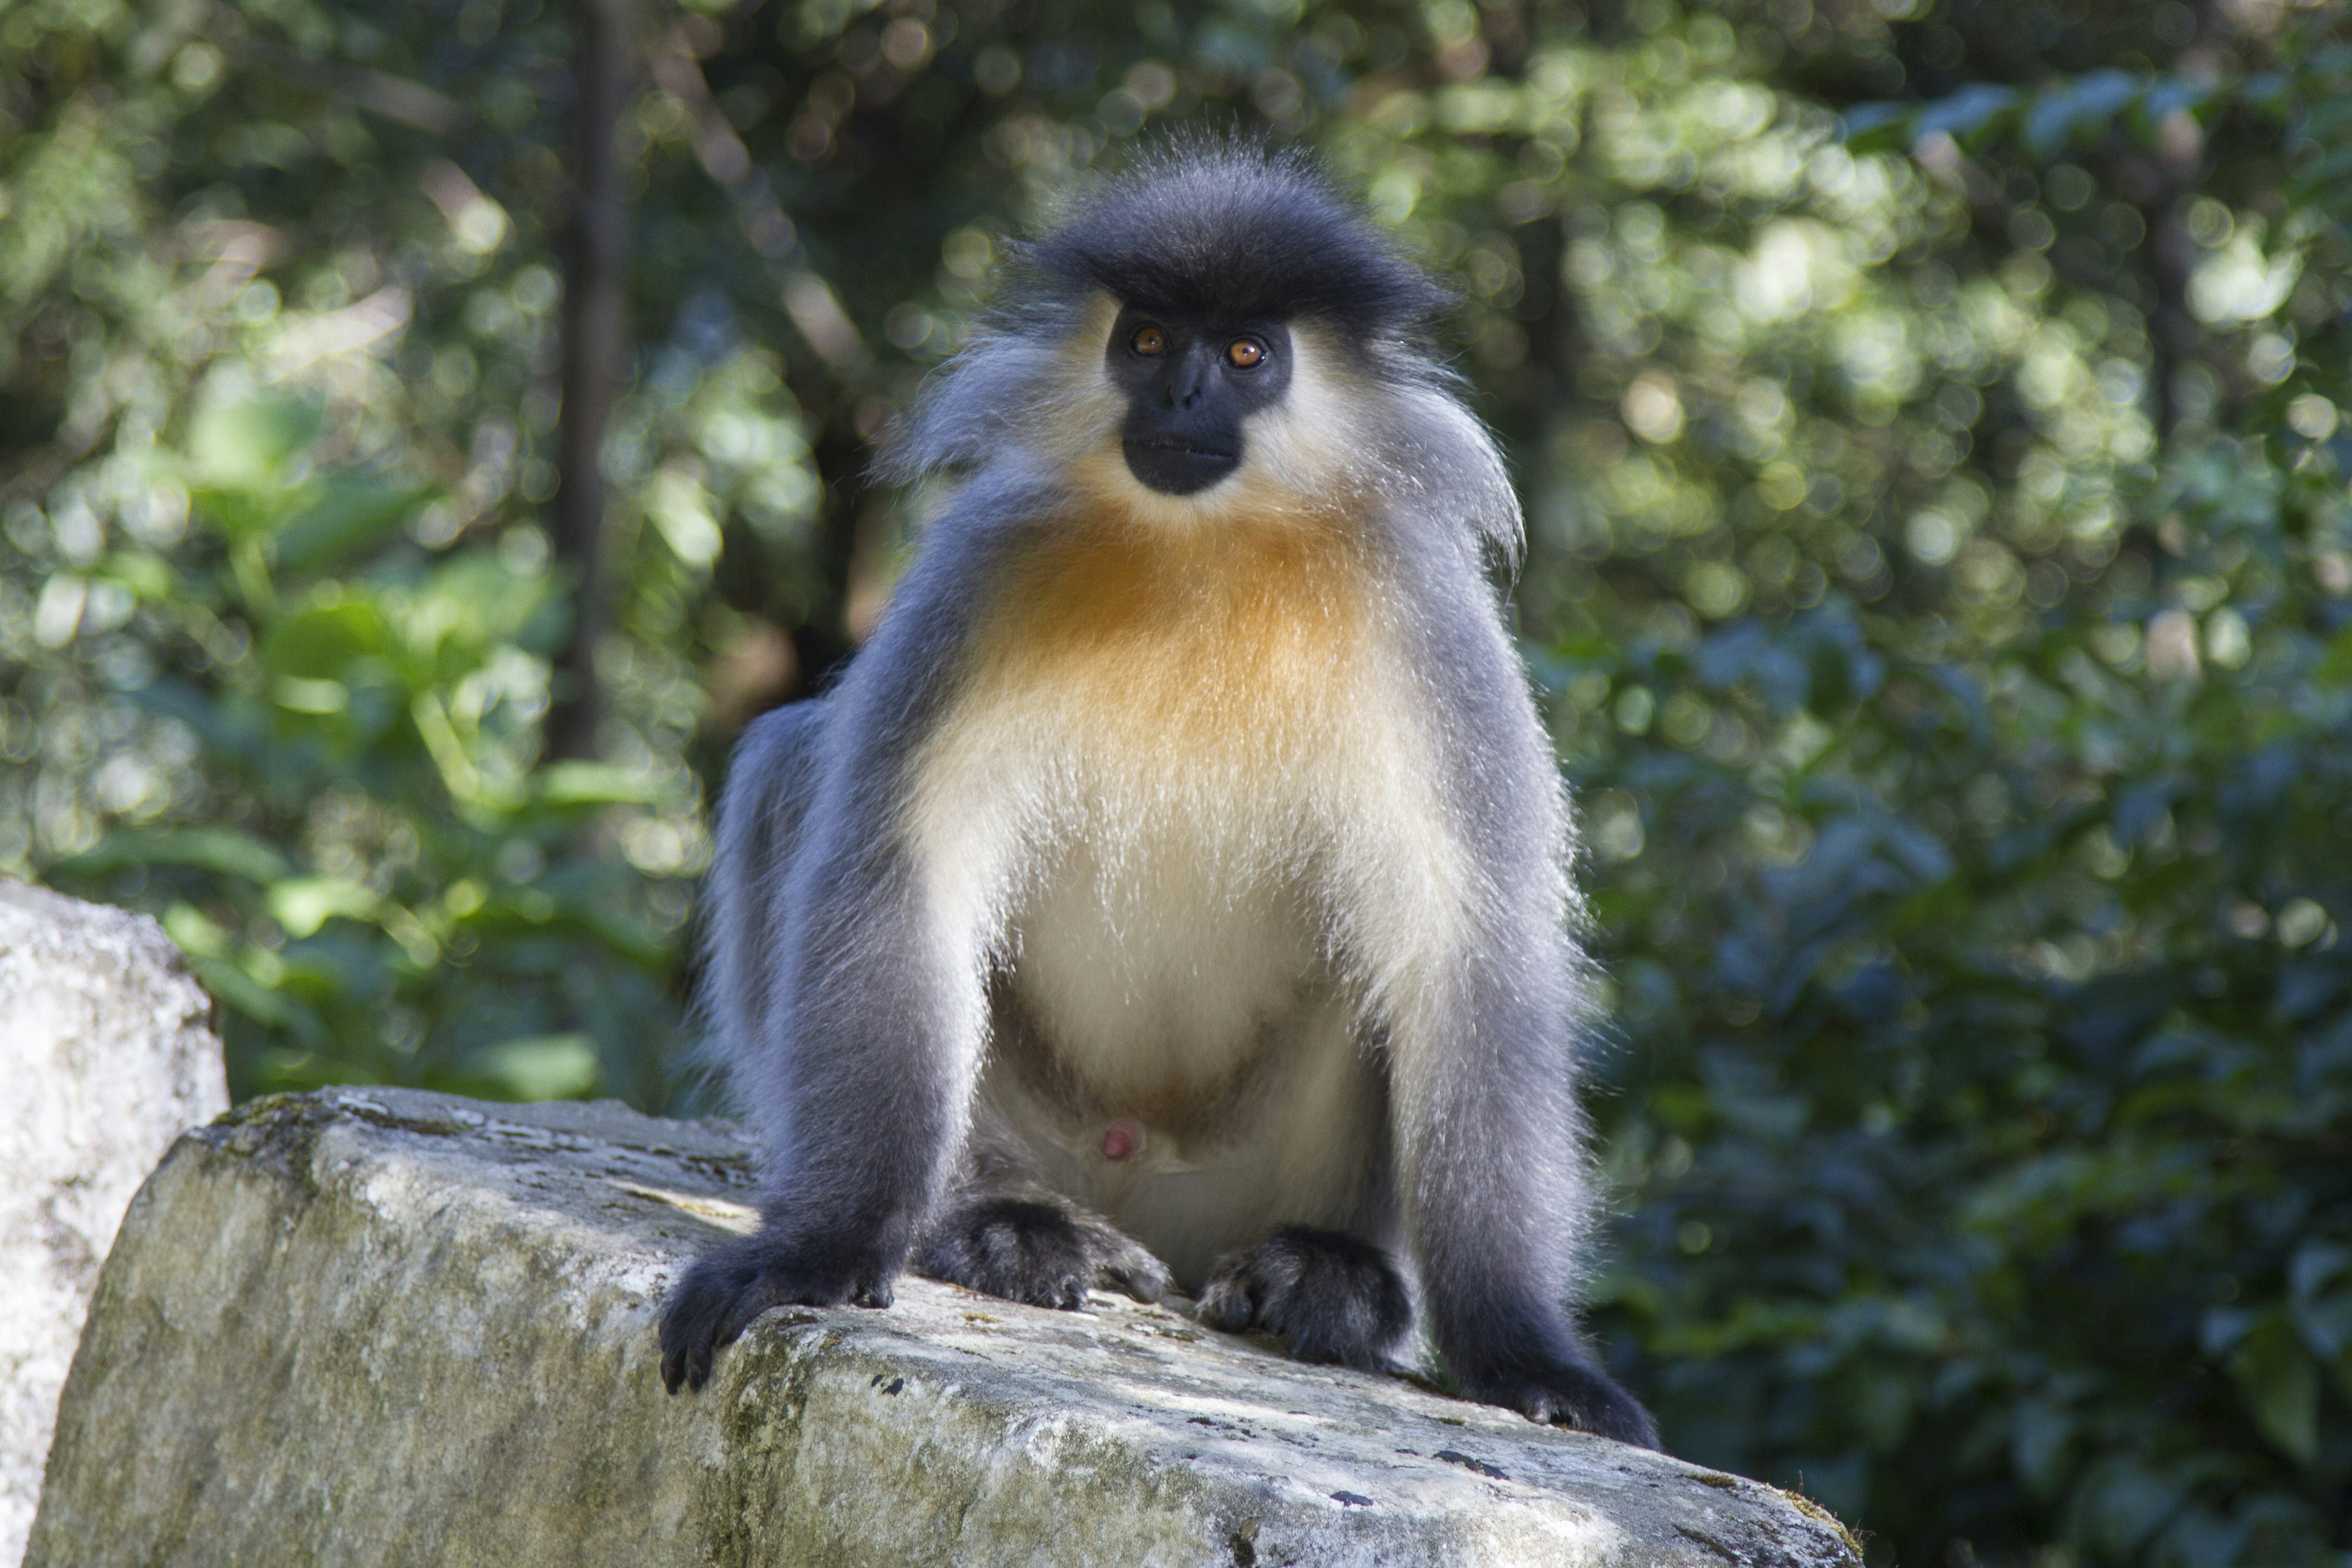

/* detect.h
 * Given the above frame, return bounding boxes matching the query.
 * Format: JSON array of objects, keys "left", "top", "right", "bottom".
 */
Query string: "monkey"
[{"left": 658, "top": 143, "right": 1657, "bottom": 1449}]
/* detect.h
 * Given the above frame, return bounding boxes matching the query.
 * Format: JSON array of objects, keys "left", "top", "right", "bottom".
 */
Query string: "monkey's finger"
[
  {"left": 1100, "top": 1251, "right": 1170, "bottom": 1305},
  {"left": 658, "top": 1300, "right": 703, "bottom": 1394},
  {"left": 714, "top": 1295, "right": 769, "bottom": 1352},
  {"left": 659, "top": 1318, "right": 710, "bottom": 1395}
]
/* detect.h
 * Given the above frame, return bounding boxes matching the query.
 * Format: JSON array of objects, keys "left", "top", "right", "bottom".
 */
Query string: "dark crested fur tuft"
[{"left": 1023, "top": 141, "right": 1449, "bottom": 341}]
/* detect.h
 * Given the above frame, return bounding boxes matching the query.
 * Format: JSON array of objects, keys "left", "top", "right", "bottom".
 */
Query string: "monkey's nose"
[{"left": 1169, "top": 359, "right": 1210, "bottom": 408}]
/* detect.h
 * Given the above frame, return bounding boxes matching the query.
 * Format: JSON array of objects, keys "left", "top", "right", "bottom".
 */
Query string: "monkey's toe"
[
  {"left": 658, "top": 1231, "right": 892, "bottom": 1395},
  {"left": 1197, "top": 1227, "right": 1412, "bottom": 1372},
  {"left": 915, "top": 1197, "right": 1126, "bottom": 1311},
  {"left": 1458, "top": 1356, "right": 1660, "bottom": 1449}
]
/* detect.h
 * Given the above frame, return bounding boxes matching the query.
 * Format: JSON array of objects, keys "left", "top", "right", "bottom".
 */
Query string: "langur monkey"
[{"left": 660, "top": 145, "right": 1657, "bottom": 1447}]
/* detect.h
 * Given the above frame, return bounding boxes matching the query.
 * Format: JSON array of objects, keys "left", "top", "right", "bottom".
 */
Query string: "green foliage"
[
  {"left": 8, "top": 0, "right": 2352, "bottom": 1562},
  {"left": 36, "top": 388, "right": 688, "bottom": 1102}
]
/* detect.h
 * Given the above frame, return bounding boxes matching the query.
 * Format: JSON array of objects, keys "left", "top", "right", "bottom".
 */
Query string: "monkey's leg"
[
  {"left": 1196, "top": 1227, "right": 1412, "bottom": 1373},
  {"left": 912, "top": 1123, "right": 1171, "bottom": 1310},
  {"left": 663, "top": 701, "right": 864, "bottom": 1392}
]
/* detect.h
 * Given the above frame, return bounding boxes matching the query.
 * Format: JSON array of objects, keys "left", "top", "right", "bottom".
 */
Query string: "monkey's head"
[
  {"left": 890, "top": 144, "right": 1502, "bottom": 533},
  {"left": 1029, "top": 149, "right": 1448, "bottom": 502}
]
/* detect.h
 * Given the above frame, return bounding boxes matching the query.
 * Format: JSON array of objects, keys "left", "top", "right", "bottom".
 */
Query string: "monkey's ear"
[
  {"left": 875, "top": 315, "right": 1080, "bottom": 488},
  {"left": 1381, "top": 385, "right": 1523, "bottom": 590}
]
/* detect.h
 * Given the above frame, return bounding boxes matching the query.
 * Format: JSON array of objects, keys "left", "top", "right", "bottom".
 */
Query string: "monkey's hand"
[
  {"left": 1197, "top": 1227, "right": 1412, "bottom": 1372},
  {"left": 914, "top": 1196, "right": 1171, "bottom": 1311},
  {"left": 658, "top": 1230, "right": 894, "bottom": 1394},
  {"left": 1455, "top": 1349, "right": 1660, "bottom": 1449}
]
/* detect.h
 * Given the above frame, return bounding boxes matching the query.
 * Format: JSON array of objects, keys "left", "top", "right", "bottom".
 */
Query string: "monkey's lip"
[
  {"left": 1122, "top": 437, "right": 1240, "bottom": 497},
  {"left": 1123, "top": 436, "right": 1237, "bottom": 461}
]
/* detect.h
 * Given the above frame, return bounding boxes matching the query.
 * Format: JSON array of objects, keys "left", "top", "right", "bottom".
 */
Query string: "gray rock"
[
  {"left": 1, "top": 882, "right": 228, "bottom": 1567},
  {"left": 29, "top": 1088, "right": 1859, "bottom": 1567}
]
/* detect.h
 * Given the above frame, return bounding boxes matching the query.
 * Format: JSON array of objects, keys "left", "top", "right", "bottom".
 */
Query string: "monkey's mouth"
[{"left": 1122, "top": 436, "right": 1240, "bottom": 497}]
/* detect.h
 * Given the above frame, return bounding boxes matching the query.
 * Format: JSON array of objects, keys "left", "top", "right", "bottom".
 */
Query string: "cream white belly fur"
[{"left": 979, "top": 829, "right": 1387, "bottom": 1289}]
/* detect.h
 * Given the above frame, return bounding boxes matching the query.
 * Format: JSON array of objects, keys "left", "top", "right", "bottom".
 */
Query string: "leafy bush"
[
  {"left": 36, "top": 390, "right": 692, "bottom": 1104},
  {"left": 1577, "top": 453, "right": 2352, "bottom": 1561}
]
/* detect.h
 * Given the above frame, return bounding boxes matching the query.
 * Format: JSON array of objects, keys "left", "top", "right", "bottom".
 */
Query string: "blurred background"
[{"left": 5, "top": 0, "right": 2351, "bottom": 1558}]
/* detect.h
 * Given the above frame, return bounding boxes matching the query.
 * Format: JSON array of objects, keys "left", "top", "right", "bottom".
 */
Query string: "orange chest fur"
[{"left": 960, "top": 507, "right": 1378, "bottom": 753}]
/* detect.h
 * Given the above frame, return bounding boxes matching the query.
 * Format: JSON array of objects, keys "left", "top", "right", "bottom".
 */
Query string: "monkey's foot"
[
  {"left": 914, "top": 1196, "right": 1170, "bottom": 1311},
  {"left": 1456, "top": 1353, "right": 1660, "bottom": 1449},
  {"left": 1197, "top": 1227, "right": 1412, "bottom": 1373},
  {"left": 659, "top": 1230, "right": 893, "bottom": 1395}
]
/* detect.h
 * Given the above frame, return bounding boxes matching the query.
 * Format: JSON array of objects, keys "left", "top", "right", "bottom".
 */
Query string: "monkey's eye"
[
  {"left": 1130, "top": 325, "right": 1169, "bottom": 357},
  {"left": 1226, "top": 337, "right": 1267, "bottom": 370}
]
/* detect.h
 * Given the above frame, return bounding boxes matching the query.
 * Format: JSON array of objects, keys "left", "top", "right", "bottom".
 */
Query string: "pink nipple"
[{"left": 1101, "top": 1118, "right": 1141, "bottom": 1161}]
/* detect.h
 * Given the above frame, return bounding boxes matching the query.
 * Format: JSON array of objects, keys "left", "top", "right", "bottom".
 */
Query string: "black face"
[{"left": 1104, "top": 306, "right": 1294, "bottom": 497}]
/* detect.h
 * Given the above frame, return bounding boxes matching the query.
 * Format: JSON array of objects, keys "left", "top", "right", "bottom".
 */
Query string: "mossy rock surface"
[{"left": 28, "top": 1087, "right": 1860, "bottom": 1567}]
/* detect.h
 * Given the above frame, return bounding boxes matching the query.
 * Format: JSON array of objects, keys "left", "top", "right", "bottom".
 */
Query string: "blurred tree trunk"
[{"left": 546, "top": 0, "right": 635, "bottom": 761}]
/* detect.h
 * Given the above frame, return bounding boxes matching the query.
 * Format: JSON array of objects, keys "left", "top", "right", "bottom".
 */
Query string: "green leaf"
[
  {"left": 263, "top": 596, "right": 391, "bottom": 682},
  {"left": 1915, "top": 83, "right": 2020, "bottom": 150},
  {"left": 184, "top": 954, "right": 294, "bottom": 1028},
  {"left": 1842, "top": 103, "right": 1911, "bottom": 153},
  {"left": 2011, "top": 1401, "right": 2076, "bottom": 1496},
  {"left": 469, "top": 1034, "right": 601, "bottom": 1100},
  {"left": 250, "top": 1049, "right": 385, "bottom": 1093},
  {"left": 2228, "top": 1316, "right": 2320, "bottom": 1465},
  {"left": 2071, "top": 1457, "right": 2181, "bottom": 1559},
  {"left": 53, "top": 827, "right": 295, "bottom": 884},
  {"left": 96, "top": 551, "right": 179, "bottom": 601},
  {"left": 2313, "top": 619, "right": 2352, "bottom": 684},
  {"left": 537, "top": 761, "right": 665, "bottom": 806},
  {"left": 2022, "top": 70, "right": 2141, "bottom": 160},
  {"left": 185, "top": 396, "right": 323, "bottom": 491},
  {"left": 274, "top": 480, "right": 429, "bottom": 575},
  {"left": 266, "top": 877, "right": 382, "bottom": 939}
]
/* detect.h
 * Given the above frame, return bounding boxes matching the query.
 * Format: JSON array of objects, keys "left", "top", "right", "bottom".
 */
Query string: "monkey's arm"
[
  {"left": 661, "top": 467, "right": 1055, "bottom": 1394},
  {"left": 1368, "top": 546, "right": 1659, "bottom": 1449}
]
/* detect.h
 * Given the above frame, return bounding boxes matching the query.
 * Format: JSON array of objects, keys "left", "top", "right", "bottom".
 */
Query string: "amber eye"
[
  {"left": 1130, "top": 325, "right": 1169, "bottom": 357},
  {"left": 1226, "top": 337, "right": 1267, "bottom": 369}
]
